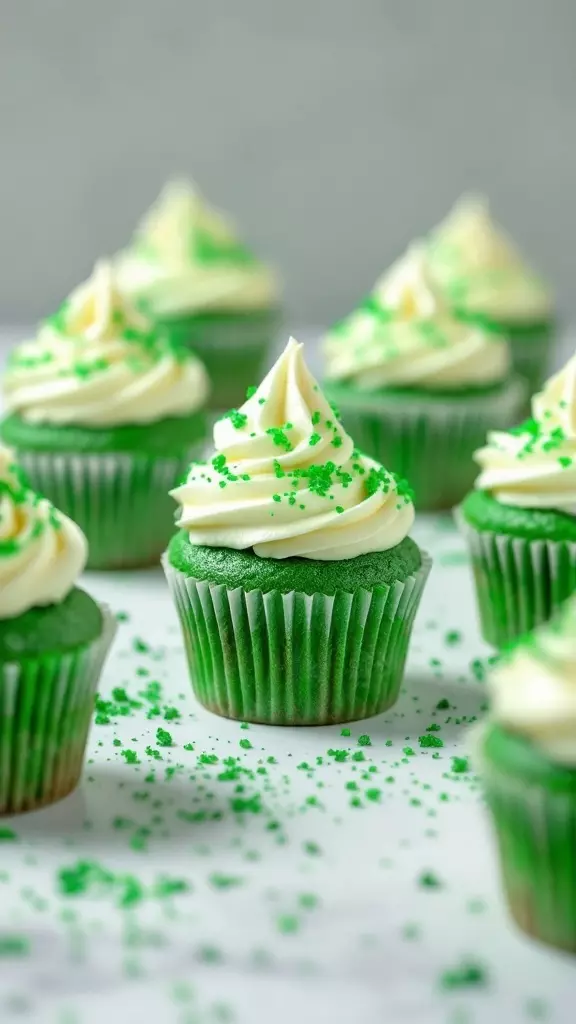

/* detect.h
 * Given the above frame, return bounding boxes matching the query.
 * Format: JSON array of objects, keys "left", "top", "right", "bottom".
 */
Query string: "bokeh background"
[{"left": 1, "top": 0, "right": 574, "bottom": 325}]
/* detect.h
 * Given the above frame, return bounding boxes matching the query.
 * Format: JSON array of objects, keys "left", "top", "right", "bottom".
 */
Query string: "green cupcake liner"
[
  {"left": 16, "top": 448, "right": 202, "bottom": 571},
  {"left": 0, "top": 606, "right": 116, "bottom": 815},
  {"left": 507, "top": 325, "right": 555, "bottom": 399},
  {"left": 153, "top": 310, "right": 281, "bottom": 412},
  {"left": 162, "top": 551, "right": 432, "bottom": 726},
  {"left": 455, "top": 509, "right": 576, "bottom": 647},
  {"left": 330, "top": 378, "right": 526, "bottom": 512},
  {"left": 478, "top": 726, "right": 576, "bottom": 953}
]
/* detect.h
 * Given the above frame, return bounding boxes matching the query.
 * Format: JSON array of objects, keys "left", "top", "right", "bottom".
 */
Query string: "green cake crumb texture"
[
  {"left": 168, "top": 531, "right": 422, "bottom": 596},
  {"left": 461, "top": 488, "right": 576, "bottom": 542},
  {"left": 0, "top": 588, "right": 103, "bottom": 659}
]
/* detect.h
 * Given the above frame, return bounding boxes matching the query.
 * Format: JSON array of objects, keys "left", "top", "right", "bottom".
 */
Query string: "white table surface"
[{"left": 0, "top": 328, "right": 575, "bottom": 1024}]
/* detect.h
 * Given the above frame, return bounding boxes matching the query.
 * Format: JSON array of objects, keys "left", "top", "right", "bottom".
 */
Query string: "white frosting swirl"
[
  {"left": 115, "top": 180, "right": 279, "bottom": 316},
  {"left": 490, "top": 595, "right": 576, "bottom": 764},
  {"left": 427, "top": 195, "right": 552, "bottom": 323},
  {"left": 324, "top": 247, "right": 510, "bottom": 390},
  {"left": 475, "top": 354, "right": 576, "bottom": 513},
  {"left": 3, "top": 262, "right": 209, "bottom": 428},
  {"left": 0, "top": 446, "right": 87, "bottom": 619},
  {"left": 171, "top": 337, "right": 415, "bottom": 560}
]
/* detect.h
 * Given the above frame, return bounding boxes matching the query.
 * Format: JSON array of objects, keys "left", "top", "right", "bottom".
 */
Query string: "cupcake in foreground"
[
  {"left": 323, "top": 247, "right": 526, "bottom": 511},
  {"left": 163, "top": 337, "right": 431, "bottom": 725},
  {"left": 0, "top": 446, "right": 116, "bottom": 813},
  {"left": 427, "top": 195, "right": 554, "bottom": 394},
  {"left": 115, "top": 179, "right": 281, "bottom": 411},
  {"left": 477, "top": 597, "right": 576, "bottom": 953},
  {"left": 1, "top": 261, "right": 209, "bottom": 570},
  {"left": 457, "top": 352, "right": 576, "bottom": 647}
]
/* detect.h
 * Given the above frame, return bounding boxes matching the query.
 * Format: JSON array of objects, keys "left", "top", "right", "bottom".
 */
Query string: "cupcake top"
[
  {"left": 427, "top": 195, "right": 552, "bottom": 324},
  {"left": 171, "top": 337, "right": 415, "bottom": 560},
  {"left": 3, "top": 261, "right": 209, "bottom": 428},
  {"left": 489, "top": 595, "right": 576, "bottom": 765},
  {"left": 115, "top": 179, "right": 279, "bottom": 317},
  {"left": 324, "top": 247, "right": 510, "bottom": 391},
  {"left": 0, "top": 446, "right": 87, "bottom": 619},
  {"left": 474, "top": 353, "right": 576, "bottom": 514}
]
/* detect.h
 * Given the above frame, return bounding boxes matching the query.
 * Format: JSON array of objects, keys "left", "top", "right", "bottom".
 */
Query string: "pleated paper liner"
[
  {"left": 507, "top": 323, "right": 556, "bottom": 400},
  {"left": 455, "top": 508, "right": 576, "bottom": 647},
  {"left": 16, "top": 447, "right": 203, "bottom": 570},
  {"left": 333, "top": 377, "right": 526, "bottom": 512},
  {"left": 0, "top": 605, "right": 116, "bottom": 815},
  {"left": 163, "top": 551, "right": 431, "bottom": 726},
  {"left": 477, "top": 726, "right": 576, "bottom": 954}
]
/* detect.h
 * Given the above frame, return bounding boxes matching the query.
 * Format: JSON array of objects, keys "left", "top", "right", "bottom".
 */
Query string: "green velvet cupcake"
[
  {"left": 115, "top": 180, "right": 281, "bottom": 411},
  {"left": 457, "top": 353, "right": 576, "bottom": 647},
  {"left": 476, "top": 599, "right": 576, "bottom": 953},
  {"left": 0, "top": 449, "right": 116, "bottom": 814},
  {"left": 427, "top": 195, "right": 555, "bottom": 396},
  {"left": 323, "top": 247, "right": 526, "bottom": 511},
  {"left": 1, "top": 262, "right": 209, "bottom": 570},
  {"left": 163, "top": 337, "right": 431, "bottom": 726}
]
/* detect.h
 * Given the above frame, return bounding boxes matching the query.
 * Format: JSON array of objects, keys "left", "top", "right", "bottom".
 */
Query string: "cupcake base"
[
  {"left": 479, "top": 725, "right": 576, "bottom": 954},
  {"left": 454, "top": 311, "right": 555, "bottom": 400},
  {"left": 152, "top": 308, "right": 281, "bottom": 411},
  {"left": 325, "top": 377, "right": 527, "bottom": 512},
  {"left": 162, "top": 542, "right": 431, "bottom": 726},
  {"left": 0, "top": 600, "right": 116, "bottom": 816}
]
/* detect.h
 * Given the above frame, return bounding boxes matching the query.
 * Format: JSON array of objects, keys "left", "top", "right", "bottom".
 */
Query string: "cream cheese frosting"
[
  {"left": 489, "top": 595, "right": 576, "bottom": 765},
  {"left": 474, "top": 353, "right": 576, "bottom": 514},
  {"left": 324, "top": 247, "right": 510, "bottom": 390},
  {"left": 3, "top": 261, "right": 209, "bottom": 428},
  {"left": 115, "top": 179, "right": 278, "bottom": 316},
  {"left": 171, "top": 337, "right": 415, "bottom": 560},
  {"left": 0, "top": 446, "right": 87, "bottom": 619},
  {"left": 427, "top": 194, "right": 552, "bottom": 324}
]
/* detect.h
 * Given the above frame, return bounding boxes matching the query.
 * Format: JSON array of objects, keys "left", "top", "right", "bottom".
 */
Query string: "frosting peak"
[
  {"left": 3, "top": 261, "right": 209, "bottom": 428},
  {"left": 474, "top": 353, "right": 576, "bottom": 514},
  {"left": 324, "top": 247, "right": 510, "bottom": 391},
  {"left": 115, "top": 179, "right": 279, "bottom": 316},
  {"left": 172, "top": 337, "right": 415, "bottom": 560},
  {"left": 489, "top": 595, "right": 576, "bottom": 764},
  {"left": 0, "top": 446, "right": 87, "bottom": 619},
  {"left": 427, "top": 194, "right": 552, "bottom": 323}
]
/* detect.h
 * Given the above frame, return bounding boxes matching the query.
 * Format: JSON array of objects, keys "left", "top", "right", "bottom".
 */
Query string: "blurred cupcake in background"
[
  {"left": 457, "top": 351, "right": 576, "bottom": 648},
  {"left": 477, "top": 595, "right": 576, "bottom": 953},
  {"left": 1, "top": 261, "right": 209, "bottom": 570},
  {"left": 323, "top": 246, "right": 526, "bottom": 511},
  {"left": 427, "top": 195, "right": 554, "bottom": 395},
  {"left": 164, "top": 336, "right": 431, "bottom": 726},
  {"left": 0, "top": 445, "right": 116, "bottom": 813},
  {"left": 115, "top": 179, "right": 281, "bottom": 411}
]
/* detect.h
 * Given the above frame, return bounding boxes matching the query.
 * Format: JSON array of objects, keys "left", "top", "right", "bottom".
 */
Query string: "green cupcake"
[
  {"left": 1, "top": 261, "right": 209, "bottom": 570},
  {"left": 457, "top": 352, "right": 576, "bottom": 647},
  {"left": 427, "top": 195, "right": 555, "bottom": 396},
  {"left": 476, "top": 597, "right": 576, "bottom": 953},
  {"left": 323, "top": 246, "right": 526, "bottom": 511},
  {"left": 163, "top": 336, "right": 431, "bottom": 726},
  {"left": 115, "top": 179, "right": 281, "bottom": 411},
  {"left": 0, "top": 447, "right": 116, "bottom": 814}
]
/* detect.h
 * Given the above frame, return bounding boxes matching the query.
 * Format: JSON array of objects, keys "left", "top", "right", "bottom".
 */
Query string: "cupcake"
[
  {"left": 163, "top": 336, "right": 431, "bottom": 726},
  {"left": 0, "top": 446, "right": 116, "bottom": 813},
  {"left": 427, "top": 195, "right": 554, "bottom": 395},
  {"left": 115, "top": 179, "right": 280, "bottom": 411},
  {"left": 477, "top": 597, "right": 576, "bottom": 953},
  {"left": 323, "top": 246, "right": 526, "bottom": 511},
  {"left": 457, "top": 352, "right": 576, "bottom": 648},
  {"left": 1, "top": 261, "right": 209, "bottom": 570}
]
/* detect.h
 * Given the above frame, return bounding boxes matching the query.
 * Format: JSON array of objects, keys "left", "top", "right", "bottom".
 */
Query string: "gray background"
[{"left": 1, "top": 0, "right": 574, "bottom": 325}]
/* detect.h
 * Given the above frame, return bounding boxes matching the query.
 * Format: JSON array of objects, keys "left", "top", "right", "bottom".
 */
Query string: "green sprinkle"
[
  {"left": 340, "top": 728, "right": 351, "bottom": 737},
  {"left": 418, "top": 871, "right": 443, "bottom": 889},
  {"left": 308, "top": 432, "right": 321, "bottom": 446},
  {"left": 451, "top": 756, "right": 469, "bottom": 773},
  {"left": 419, "top": 735, "right": 444, "bottom": 749},
  {"left": 121, "top": 750, "right": 140, "bottom": 765},
  {"left": 357, "top": 734, "right": 372, "bottom": 747},
  {"left": 436, "top": 699, "right": 450, "bottom": 710},
  {"left": 439, "top": 959, "right": 489, "bottom": 990},
  {"left": 239, "top": 739, "right": 252, "bottom": 750},
  {"left": 245, "top": 385, "right": 257, "bottom": 399},
  {"left": 156, "top": 729, "right": 174, "bottom": 748}
]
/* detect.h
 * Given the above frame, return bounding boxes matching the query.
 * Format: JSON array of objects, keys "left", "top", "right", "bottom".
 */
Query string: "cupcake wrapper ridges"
[
  {"left": 455, "top": 508, "right": 576, "bottom": 647},
  {"left": 334, "top": 378, "right": 526, "bottom": 512},
  {"left": 0, "top": 605, "right": 117, "bottom": 815},
  {"left": 162, "top": 551, "right": 432, "bottom": 726},
  {"left": 16, "top": 448, "right": 202, "bottom": 570}
]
